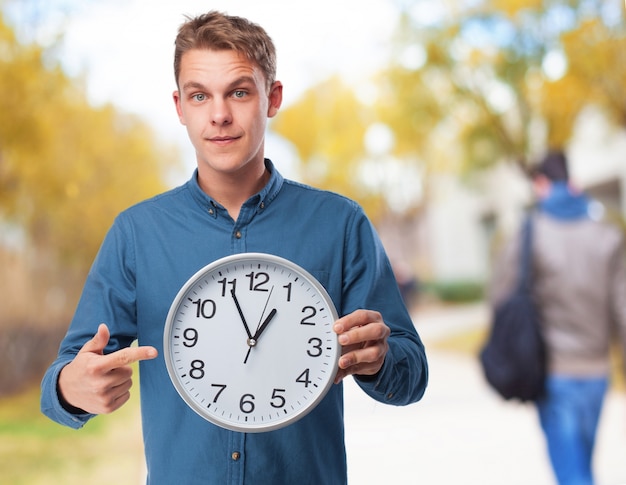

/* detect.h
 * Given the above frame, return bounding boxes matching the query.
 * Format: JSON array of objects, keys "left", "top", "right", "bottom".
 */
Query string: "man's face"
[{"left": 173, "top": 49, "right": 282, "bottom": 179}]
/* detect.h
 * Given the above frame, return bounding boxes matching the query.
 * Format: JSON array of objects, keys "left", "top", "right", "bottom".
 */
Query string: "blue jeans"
[{"left": 536, "top": 375, "right": 608, "bottom": 485}]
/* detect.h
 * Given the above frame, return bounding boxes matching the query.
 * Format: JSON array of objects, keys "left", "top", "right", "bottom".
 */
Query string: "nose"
[{"left": 210, "top": 99, "right": 232, "bottom": 126}]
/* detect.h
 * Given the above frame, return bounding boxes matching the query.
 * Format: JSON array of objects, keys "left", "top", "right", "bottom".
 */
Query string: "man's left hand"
[{"left": 333, "top": 309, "right": 390, "bottom": 384}]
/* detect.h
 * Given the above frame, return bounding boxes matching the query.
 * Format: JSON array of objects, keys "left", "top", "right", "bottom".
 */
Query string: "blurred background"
[{"left": 1, "top": 0, "right": 625, "bottom": 483}]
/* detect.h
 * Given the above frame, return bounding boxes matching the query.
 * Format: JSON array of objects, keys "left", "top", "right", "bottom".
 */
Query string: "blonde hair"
[{"left": 174, "top": 11, "right": 277, "bottom": 91}]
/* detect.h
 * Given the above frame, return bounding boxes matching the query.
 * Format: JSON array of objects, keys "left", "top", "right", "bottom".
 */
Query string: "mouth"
[{"left": 208, "top": 135, "right": 241, "bottom": 145}]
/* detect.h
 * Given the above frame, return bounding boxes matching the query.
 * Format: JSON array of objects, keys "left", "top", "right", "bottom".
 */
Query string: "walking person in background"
[{"left": 489, "top": 150, "right": 626, "bottom": 485}]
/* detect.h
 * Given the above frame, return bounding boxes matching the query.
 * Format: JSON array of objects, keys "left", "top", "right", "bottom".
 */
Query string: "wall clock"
[{"left": 164, "top": 253, "right": 340, "bottom": 432}]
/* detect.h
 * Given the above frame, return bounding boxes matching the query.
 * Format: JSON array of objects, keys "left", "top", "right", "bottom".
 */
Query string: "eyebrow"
[
  {"left": 181, "top": 76, "right": 258, "bottom": 93},
  {"left": 181, "top": 81, "right": 207, "bottom": 92}
]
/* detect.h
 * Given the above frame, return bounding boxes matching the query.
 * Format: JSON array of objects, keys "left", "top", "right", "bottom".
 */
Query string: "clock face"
[{"left": 163, "top": 253, "right": 340, "bottom": 433}]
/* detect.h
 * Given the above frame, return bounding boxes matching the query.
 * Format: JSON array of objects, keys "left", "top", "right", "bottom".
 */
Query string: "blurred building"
[
  {"left": 379, "top": 108, "right": 626, "bottom": 290},
  {"left": 569, "top": 107, "right": 626, "bottom": 217}
]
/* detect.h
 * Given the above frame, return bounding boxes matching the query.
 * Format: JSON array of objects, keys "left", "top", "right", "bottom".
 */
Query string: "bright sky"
[{"left": 21, "top": 0, "right": 400, "bottom": 177}]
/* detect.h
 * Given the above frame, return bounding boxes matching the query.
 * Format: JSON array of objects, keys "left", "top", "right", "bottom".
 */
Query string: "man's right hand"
[{"left": 57, "top": 323, "right": 158, "bottom": 415}]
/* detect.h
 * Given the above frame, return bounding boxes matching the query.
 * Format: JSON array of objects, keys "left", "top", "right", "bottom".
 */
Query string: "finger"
[
  {"left": 111, "top": 376, "right": 134, "bottom": 400},
  {"left": 102, "top": 345, "right": 158, "bottom": 371},
  {"left": 334, "top": 368, "right": 346, "bottom": 384},
  {"left": 333, "top": 360, "right": 379, "bottom": 384},
  {"left": 79, "top": 323, "right": 110, "bottom": 355},
  {"left": 336, "top": 321, "right": 389, "bottom": 347},
  {"left": 112, "top": 390, "right": 132, "bottom": 411},
  {"left": 99, "top": 381, "right": 134, "bottom": 414},
  {"left": 339, "top": 344, "right": 385, "bottom": 369},
  {"left": 333, "top": 309, "right": 382, "bottom": 334}
]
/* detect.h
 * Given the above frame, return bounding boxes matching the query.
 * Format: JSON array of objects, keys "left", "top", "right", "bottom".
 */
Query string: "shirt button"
[
  {"left": 235, "top": 231, "right": 242, "bottom": 239},
  {"left": 260, "top": 202, "right": 265, "bottom": 209},
  {"left": 231, "top": 451, "right": 241, "bottom": 461},
  {"left": 208, "top": 208, "right": 214, "bottom": 215},
  {"left": 387, "top": 393, "right": 394, "bottom": 400}
]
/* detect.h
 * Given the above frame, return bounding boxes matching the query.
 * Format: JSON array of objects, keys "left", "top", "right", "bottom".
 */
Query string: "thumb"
[{"left": 79, "top": 323, "right": 110, "bottom": 355}]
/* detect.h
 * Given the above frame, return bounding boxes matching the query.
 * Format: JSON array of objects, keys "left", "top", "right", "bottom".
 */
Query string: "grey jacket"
[{"left": 489, "top": 212, "right": 626, "bottom": 377}]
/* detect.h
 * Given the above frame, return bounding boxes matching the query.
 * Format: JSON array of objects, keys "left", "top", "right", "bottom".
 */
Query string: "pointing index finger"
[{"left": 102, "top": 345, "right": 158, "bottom": 371}]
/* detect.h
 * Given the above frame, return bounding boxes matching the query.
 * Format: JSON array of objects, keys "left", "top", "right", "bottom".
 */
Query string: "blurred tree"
[
  {"left": 272, "top": 76, "right": 386, "bottom": 220},
  {"left": 555, "top": 17, "right": 626, "bottom": 129},
  {"left": 0, "top": 13, "right": 176, "bottom": 271},
  {"left": 380, "top": 0, "right": 626, "bottom": 175},
  {"left": 273, "top": 1, "right": 625, "bottom": 222}
]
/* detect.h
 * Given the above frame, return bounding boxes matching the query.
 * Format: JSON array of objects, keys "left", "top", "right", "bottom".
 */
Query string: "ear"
[
  {"left": 267, "top": 81, "right": 283, "bottom": 118},
  {"left": 173, "top": 90, "right": 186, "bottom": 125}
]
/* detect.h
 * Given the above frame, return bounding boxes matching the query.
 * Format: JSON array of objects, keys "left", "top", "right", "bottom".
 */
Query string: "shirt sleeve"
[
  {"left": 40, "top": 215, "right": 138, "bottom": 427},
  {"left": 40, "top": 360, "right": 96, "bottom": 429},
  {"left": 341, "top": 206, "right": 428, "bottom": 406}
]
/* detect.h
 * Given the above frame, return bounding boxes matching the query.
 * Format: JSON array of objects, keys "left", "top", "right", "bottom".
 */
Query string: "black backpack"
[{"left": 480, "top": 215, "right": 546, "bottom": 402}]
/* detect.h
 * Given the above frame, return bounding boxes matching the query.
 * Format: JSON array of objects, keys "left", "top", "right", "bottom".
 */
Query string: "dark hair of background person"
[{"left": 529, "top": 150, "right": 570, "bottom": 182}]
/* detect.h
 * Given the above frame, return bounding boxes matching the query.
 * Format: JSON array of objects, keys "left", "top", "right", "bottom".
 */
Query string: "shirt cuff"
[{"left": 40, "top": 362, "right": 95, "bottom": 429}]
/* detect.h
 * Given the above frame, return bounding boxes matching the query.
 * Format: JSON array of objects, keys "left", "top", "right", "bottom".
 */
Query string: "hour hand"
[
  {"left": 243, "top": 308, "right": 277, "bottom": 365},
  {"left": 231, "top": 289, "right": 252, "bottom": 339},
  {"left": 252, "top": 308, "right": 277, "bottom": 342}
]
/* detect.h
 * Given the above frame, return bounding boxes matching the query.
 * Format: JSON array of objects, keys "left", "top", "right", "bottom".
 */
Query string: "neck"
[{"left": 197, "top": 161, "right": 269, "bottom": 220}]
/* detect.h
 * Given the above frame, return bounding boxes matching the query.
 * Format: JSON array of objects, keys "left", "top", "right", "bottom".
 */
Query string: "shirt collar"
[
  {"left": 186, "top": 159, "right": 284, "bottom": 217},
  {"left": 257, "top": 159, "right": 283, "bottom": 210}
]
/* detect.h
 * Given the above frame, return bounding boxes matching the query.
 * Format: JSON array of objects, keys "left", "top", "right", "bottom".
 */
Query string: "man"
[
  {"left": 489, "top": 150, "right": 626, "bottom": 485},
  {"left": 41, "top": 11, "right": 428, "bottom": 484}
]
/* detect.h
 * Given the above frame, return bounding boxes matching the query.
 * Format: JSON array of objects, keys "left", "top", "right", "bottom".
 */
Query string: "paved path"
[{"left": 344, "top": 303, "right": 626, "bottom": 485}]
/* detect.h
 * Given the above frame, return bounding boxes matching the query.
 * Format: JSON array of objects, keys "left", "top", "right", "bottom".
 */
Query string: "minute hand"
[
  {"left": 231, "top": 289, "right": 253, "bottom": 339},
  {"left": 252, "top": 308, "right": 277, "bottom": 341}
]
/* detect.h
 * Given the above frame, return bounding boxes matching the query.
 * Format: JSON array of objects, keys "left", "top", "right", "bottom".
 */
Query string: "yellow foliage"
[
  {"left": 561, "top": 19, "right": 626, "bottom": 126},
  {"left": 0, "top": 15, "right": 177, "bottom": 271},
  {"left": 383, "top": 0, "right": 626, "bottom": 177},
  {"left": 536, "top": 74, "right": 587, "bottom": 148},
  {"left": 375, "top": 66, "right": 442, "bottom": 158},
  {"left": 273, "top": 77, "right": 368, "bottom": 162},
  {"left": 489, "top": 0, "right": 544, "bottom": 17},
  {"left": 271, "top": 77, "right": 386, "bottom": 219}
]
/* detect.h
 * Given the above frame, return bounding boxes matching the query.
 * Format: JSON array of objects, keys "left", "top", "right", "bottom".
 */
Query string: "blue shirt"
[{"left": 41, "top": 161, "right": 428, "bottom": 484}]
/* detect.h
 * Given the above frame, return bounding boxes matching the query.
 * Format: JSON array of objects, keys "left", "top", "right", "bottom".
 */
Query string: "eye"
[
  {"left": 233, "top": 90, "right": 247, "bottom": 99},
  {"left": 192, "top": 93, "right": 206, "bottom": 102}
]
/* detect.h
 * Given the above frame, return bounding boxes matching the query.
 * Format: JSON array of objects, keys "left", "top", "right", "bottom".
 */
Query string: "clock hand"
[
  {"left": 243, "top": 346, "right": 253, "bottom": 365},
  {"left": 231, "top": 289, "right": 253, "bottom": 340},
  {"left": 252, "top": 308, "right": 277, "bottom": 341},
  {"left": 243, "top": 308, "right": 277, "bottom": 364},
  {"left": 253, "top": 286, "right": 274, "bottom": 334},
  {"left": 243, "top": 286, "right": 275, "bottom": 364}
]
